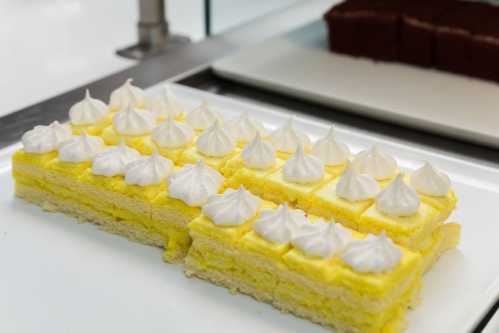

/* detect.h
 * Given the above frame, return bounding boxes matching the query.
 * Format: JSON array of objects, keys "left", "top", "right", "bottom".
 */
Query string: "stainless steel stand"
[{"left": 117, "top": 0, "right": 190, "bottom": 60}]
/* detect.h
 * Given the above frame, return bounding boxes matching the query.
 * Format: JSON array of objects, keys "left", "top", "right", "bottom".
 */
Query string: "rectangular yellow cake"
[{"left": 185, "top": 198, "right": 423, "bottom": 333}]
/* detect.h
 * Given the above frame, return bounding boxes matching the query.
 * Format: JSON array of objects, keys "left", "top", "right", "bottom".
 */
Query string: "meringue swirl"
[
  {"left": 376, "top": 175, "right": 420, "bottom": 217},
  {"left": 253, "top": 204, "right": 308, "bottom": 244},
  {"left": 151, "top": 86, "right": 185, "bottom": 120},
  {"left": 202, "top": 187, "right": 261, "bottom": 226},
  {"left": 168, "top": 160, "right": 224, "bottom": 207},
  {"left": 186, "top": 100, "right": 223, "bottom": 130},
  {"left": 152, "top": 119, "right": 195, "bottom": 149},
  {"left": 336, "top": 164, "right": 380, "bottom": 202},
  {"left": 92, "top": 140, "right": 141, "bottom": 177},
  {"left": 196, "top": 121, "right": 235, "bottom": 157},
  {"left": 112, "top": 105, "right": 156, "bottom": 136},
  {"left": 69, "top": 89, "right": 108, "bottom": 125},
  {"left": 22, "top": 121, "right": 72, "bottom": 154},
  {"left": 341, "top": 232, "right": 402, "bottom": 273},
  {"left": 410, "top": 162, "right": 451, "bottom": 197},
  {"left": 109, "top": 78, "right": 146, "bottom": 110},
  {"left": 227, "top": 112, "right": 266, "bottom": 144},
  {"left": 283, "top": 144, "right": 324, "bottom": 184},
  {"left": 292, "top": 219, "right": 352, "bottom": 259},
  {"left": 312, "top": 126, "right": 350, "bottom": 166},
  {"left": 352, "top": 146, "right": 398, "bottom": 181},
  {"left": 124, "top": 151, "right": 173, "bottom": 186},
  {"left": 58, "top": 134, "right": 105, "bottom": 163},
  {"left": 270, "top": 117, "right": 311, "bottom": 154},
  {"left": 241, "top": 134, "right": 276, "bottom": 170}
]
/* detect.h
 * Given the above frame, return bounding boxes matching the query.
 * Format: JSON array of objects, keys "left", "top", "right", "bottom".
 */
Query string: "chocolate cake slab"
[
  {"left": 434, "top": 2, "right": 491, "bottom": 76},
  {"left": 324, "top": 0, "right": 404, "bottom": 61},
  {"left": 469, "top": 7, "right": 499, "bottom": 83},
  {"left": 399, "top": 0, "right": 457, "bottom": 67}
]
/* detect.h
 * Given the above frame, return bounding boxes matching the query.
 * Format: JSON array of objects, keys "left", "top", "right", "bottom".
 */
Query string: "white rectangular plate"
[
  {"left": 1, "top": 83, "right": 499, "bottom": 333},
  {"left": 213, "top": 20, "right": 499, "bottom": 149}
]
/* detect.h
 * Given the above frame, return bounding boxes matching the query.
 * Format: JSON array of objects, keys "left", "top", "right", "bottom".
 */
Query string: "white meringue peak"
[
  {"left": 341, "top": 232, "right": 402, "bottom": 273},
  {"left": 283, "top": 144, "right": 324, "bottom": 184},
  {"left": 152, "top": 119, "right": 194, "bottom": 149},
  {"left": 202, "top": 186, "right": 261, "bottom": 226},
  {"left": 151, "top": 86, "right": 185, "bottom": 120},
  {"left": 69, "top": 89, "right": 108, "bottom": 126},
  {"left": 227, "top": 112, "right": 267, "bottom": 144},
  {"left": 92, "top": 140, "right": 141, "bottom": 177},
  {"left": 336, "top": 163, "right": 380, "bottom": 202},
  {"left": 185, "top": 100, "right": 223, "bottom": 131},
  {"left": 109, "top": 78, "right": 146, "bottom": 110},
  {"left": 124, "top": 150, "right": 173, "bottom": 186},
  {"left": 196, "top": 120, "right": 235, "bottom": 157},
  {"left": 253, "top": 204, "right": 308, "bottom": 245},
  {"left": 352, "top": 145, "right": 398, "bottom": 181},
  {"left": 410, "top": 162, "right": 451, "bottom": 197},
  {"left": 22, "top": 121, "right": 72, "bottom": 154},
  {"left": 58, "top": 133, "right": 105, "bottom": 163},
  {"left": 312, "top": 126, "right": 350, "bottom": 166},
  {"left": 112, "top": 105, "right": 156, "bottom": 136},
  {"left": 376, "top": 175, "right": 420, "bottom": 217},
  {"left": 168, "top": 160, "right": 224, "bottom": 207},
  {"left": 270, "top": 117, "right": 311, "bottom": 154},
  {"left": 291, "top": 219, "right": 352, "bottom": 259},
  {"left": 241, "top": 134, "right": 276, "bottom": 170}
]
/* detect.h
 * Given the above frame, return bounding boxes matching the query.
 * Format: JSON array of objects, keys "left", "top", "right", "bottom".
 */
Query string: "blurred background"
[{"left": 0, "top": 0, "right": 300, "bottom": 116}]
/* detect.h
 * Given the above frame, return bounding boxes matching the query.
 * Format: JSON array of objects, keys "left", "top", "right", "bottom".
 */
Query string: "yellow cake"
[
  {"left": 178, "top": 121, "right": 239, "bottom": 171},
  {"left": 310, "top": 125, "right": 350, "bottom": 176},
  {"left": 268, "top": 117, "right": 312, "bottom": 159},
  {"left": 67, "top": 89, "right": 113, "bottom": 135},
  {"left": 150, "top": 119, "right": 197, "bottom": 164},
  {"left": 13, "top": 130, "right": 225, "bottom": 262},
  {"left": 149, "top": 86, "right": 187, "bottom": 122},
  {"left": 186, "top": 190, "right": 423, "bottom": 333},
  {"left": 108, "top": 78, "right": 148, "bottom": 113},
  {"left": 262, "top": 145, "right": 333, "bottom": 208},
  {"left": 225, "top": 111, "right": 268, "bottom": 148},
  {"left": 101, "top": 106, "right": 158, "bottom": 155},
  {"left": 12, "top": 83, "right": 463, "bottom": 333}
]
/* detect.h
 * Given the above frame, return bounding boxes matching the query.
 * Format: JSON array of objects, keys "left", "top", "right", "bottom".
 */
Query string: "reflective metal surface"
[{"left": 117, "top": 0, "right": 190, "bottom": 60}]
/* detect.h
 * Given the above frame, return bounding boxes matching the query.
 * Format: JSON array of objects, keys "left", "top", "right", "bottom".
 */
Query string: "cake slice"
[
  {"left": 223, "top": 134, "right": 285, "bottom": 196},
  {"left": 150, "top": 119, "right": 196, "bottom": 163},
  {"left": 108, "top": 78, "right": 148, "bottom": 113},
  {"left": 69, "top": 89, "right": 112, "bottom": 135},
  {"left": 186, "top": 189, "right": 423, "bottom": 333},
  {"left": 179, "top": 121, "right": 239, "bottom": 171},
  {"left": 262, "top": 144, "right": 333, "bottom": 208},
  {"left": 101, "top": 105, "right": 158, "bottom": 155}
]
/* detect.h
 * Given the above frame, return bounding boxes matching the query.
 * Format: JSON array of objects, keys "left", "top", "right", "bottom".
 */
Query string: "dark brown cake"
[
  {"left": 469, "top": 8, "right": 499, "bottom": 82},
  {"left": 399, "top": 0, "right": 456, "bottom": 67},
  {"left": 324, "top": 0, "right": 499, "bottom": 84},
  {"left": 434, "top": 2, "right": 484, "bottom": 75}
]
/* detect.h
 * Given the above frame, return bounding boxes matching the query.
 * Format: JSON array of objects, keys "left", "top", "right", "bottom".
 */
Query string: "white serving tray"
[
  {"left": 213, "top": 20, "right": 499, "bottom": 149},
  {"left": 1, "top": 83, "right": 499, "bottom": 333}
]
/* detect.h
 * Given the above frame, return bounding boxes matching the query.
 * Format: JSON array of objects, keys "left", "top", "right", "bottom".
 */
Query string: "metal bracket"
[{"left": 117, "top": 0, "right": 190, "bottom": 60}]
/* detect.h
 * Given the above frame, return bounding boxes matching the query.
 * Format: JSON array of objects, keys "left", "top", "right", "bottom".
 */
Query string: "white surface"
[
  {"left": 2, "top": 83, "right": 499, "bottom": 333},
  {"left": 213, "top": 20, "right": 499, "bottom": 149},
  {"left": 0, "top": 0, "right": 205, "bottom": 116},
  {"left": 484, "top": 310, "right": 499, "bottom": 333},
  {"left": 0, "top": 0, "right": 296, "bottom": 116}
]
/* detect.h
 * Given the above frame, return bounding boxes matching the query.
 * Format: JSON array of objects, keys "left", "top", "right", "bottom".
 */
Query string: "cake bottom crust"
[
  {"left": 186, "top": 268, "right": 368, "bottom": 333},
  {"left": 14, "top": 182, "right": 192, "bottom": 262}
]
